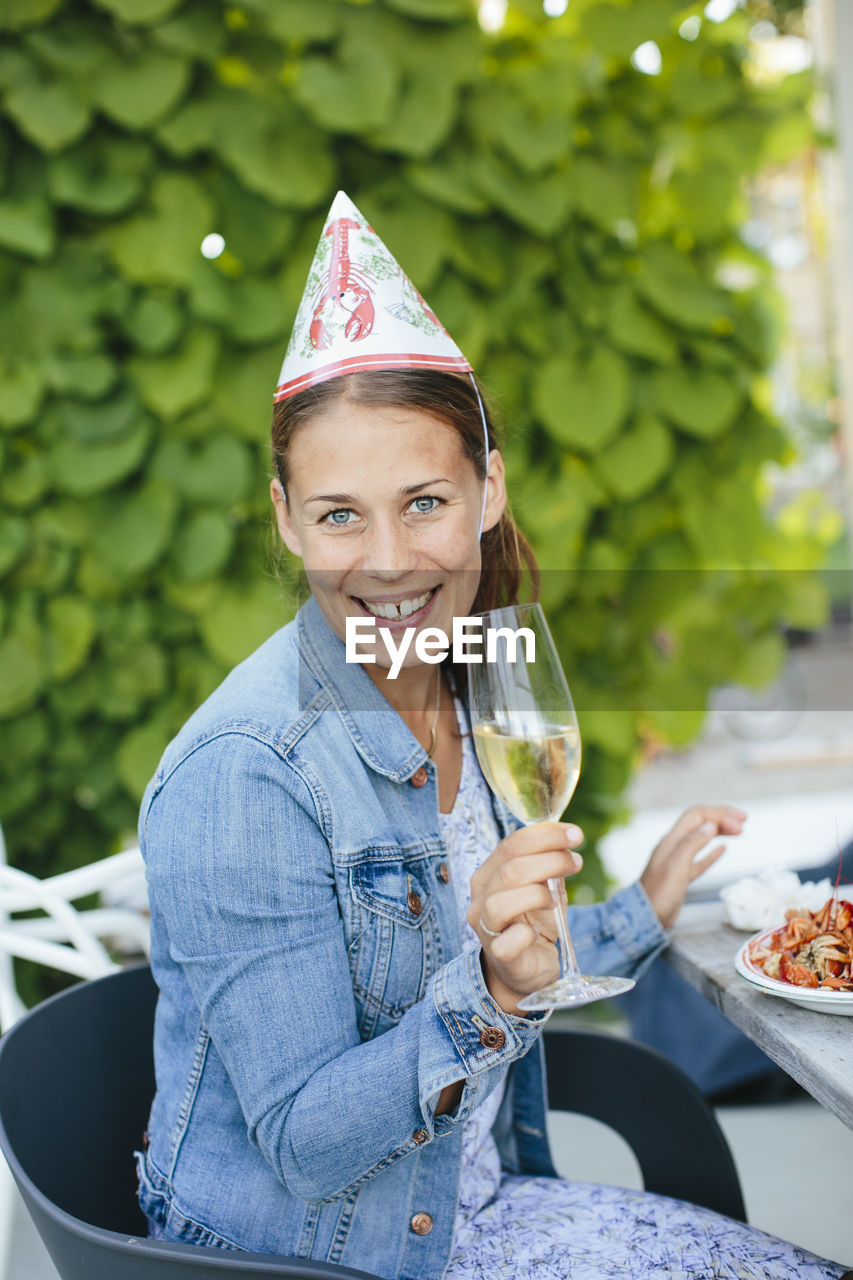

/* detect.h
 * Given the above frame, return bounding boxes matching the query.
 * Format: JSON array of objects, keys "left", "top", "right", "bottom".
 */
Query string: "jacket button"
[
  {"left": 410, "top": 1212, "right": 434, "bottom": 1235},
  {"left": 437, "top": 862, "right": 450, "bottom": 883},
  {"left": 412, "top": 1128, "right": 428, "bottom": 1145},
  {"left": 480, "top": 1026, "right": 506, "bottom": 1050},
  {"left": 407, "top": 890, "right": 423, "bottom": 916},
  {"left": 410, "top": 767, "right": 428, "bottom": 788}
]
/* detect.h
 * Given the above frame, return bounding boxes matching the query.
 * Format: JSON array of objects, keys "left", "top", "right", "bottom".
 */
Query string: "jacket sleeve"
[
  {"left": 567, "top": 881, "right": 668, "bottom": 980},
  {"left": 141, "top": 732, "right": 543, "bottom": 1203}
]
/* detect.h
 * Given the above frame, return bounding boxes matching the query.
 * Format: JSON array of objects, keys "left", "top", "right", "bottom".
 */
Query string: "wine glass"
[{"left": 468, "top": 601, "right": 635, "bottom": 1010}]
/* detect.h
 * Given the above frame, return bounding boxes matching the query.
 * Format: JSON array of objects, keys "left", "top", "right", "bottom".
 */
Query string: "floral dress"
[{"left": 439, "top": 711, "right": 848, "bottom": 1280}]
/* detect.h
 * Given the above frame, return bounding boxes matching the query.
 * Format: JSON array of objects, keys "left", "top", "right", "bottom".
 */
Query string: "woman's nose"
[{"left": 358, "top": 517, "right": 418, "bottom": 578}]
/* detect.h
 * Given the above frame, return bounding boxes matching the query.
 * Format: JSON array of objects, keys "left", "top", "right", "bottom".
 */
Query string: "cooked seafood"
[{"left": 747, "top": 897, "right": 853, "bottom": 991}]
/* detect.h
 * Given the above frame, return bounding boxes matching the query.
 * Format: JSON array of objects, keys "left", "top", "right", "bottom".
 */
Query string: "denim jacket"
[{"left": 136, "top": 595, "right": 667, "bottom": 1280}]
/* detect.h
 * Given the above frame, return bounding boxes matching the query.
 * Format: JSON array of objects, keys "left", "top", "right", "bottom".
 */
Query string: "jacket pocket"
[{"left": 348, "top": 858, "right": 439, "bottom": 1036}]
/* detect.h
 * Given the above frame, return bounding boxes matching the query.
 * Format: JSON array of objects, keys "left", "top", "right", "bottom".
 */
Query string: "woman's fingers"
[
  {"left": 688, "top": 842, "right": 727, "bottom": 882},
  {"left": 651, "top": 805, "right": 746, "bottom": 864},
  {"left": 497, "top": 849, "right": 581, "bottom": 892},
  {"left": 500, "top": 821, "right": 584, "bottom": 858},
  {"left": 475, "top": 882, "right": 556, "bottom": 935}
]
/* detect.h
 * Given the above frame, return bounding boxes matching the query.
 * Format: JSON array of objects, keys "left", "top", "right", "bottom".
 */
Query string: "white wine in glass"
[{"left": 469, "top": 602, "right": 635, "bottom": 1010}]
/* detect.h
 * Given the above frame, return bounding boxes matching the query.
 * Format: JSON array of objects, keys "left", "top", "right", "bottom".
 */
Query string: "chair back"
[
  {"left": 0, "top": 962, "right": 157, "bottom": 1234},
  {"left": 0, "top": 966, "right": 380, "bottom": 1279}
]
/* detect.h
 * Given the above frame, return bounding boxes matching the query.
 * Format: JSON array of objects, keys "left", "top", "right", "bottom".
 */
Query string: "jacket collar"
[{"left": 296, "top": 595, "right": 429, "bottom": 783}]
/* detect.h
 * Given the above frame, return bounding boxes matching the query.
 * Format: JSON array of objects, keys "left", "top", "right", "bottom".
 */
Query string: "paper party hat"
[{"left": 274, "top": 191, "right": 473, "bottom": 402}]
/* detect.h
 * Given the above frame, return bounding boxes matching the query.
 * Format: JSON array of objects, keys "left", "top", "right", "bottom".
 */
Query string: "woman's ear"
[
  {"left": 270, "top": 478, "right": 303, "bottom": 558},
  {"left": 481, "top": 449, "right": 507, "bottom": 534}
]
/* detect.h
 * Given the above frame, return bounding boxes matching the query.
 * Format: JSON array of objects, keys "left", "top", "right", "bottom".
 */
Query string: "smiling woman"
[{"left": 135, "top": 192, "right": 850, "bottom": 1280}]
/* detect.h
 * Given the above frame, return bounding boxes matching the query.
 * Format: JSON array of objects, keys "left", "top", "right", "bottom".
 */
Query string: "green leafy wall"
[{"left": 0, "top": 0, "right": 830, "bottom": 888}]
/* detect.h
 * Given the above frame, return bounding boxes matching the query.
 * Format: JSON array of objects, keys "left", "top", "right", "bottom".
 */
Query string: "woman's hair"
[{"left": 270, "top": 370, "right": 540, "bottom": 613}]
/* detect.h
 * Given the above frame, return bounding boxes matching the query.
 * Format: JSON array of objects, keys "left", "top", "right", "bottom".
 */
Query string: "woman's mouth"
[{"left": 354, "top": 587, "right": 439, "bottom": 624}]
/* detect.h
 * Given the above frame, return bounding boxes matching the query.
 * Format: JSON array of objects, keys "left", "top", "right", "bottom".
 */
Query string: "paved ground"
[{"left": 5, "top": 624, "right": 853, "bottom": 1276}]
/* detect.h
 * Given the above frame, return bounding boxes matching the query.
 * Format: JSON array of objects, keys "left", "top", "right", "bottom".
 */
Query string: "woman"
[{"left": 137, "top": 194, "right": 850, "bottom": 1279}]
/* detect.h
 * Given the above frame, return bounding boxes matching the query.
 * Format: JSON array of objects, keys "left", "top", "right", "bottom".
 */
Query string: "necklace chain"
[{"left": 426, "top": 668, "right": 442, "bottom": 758}]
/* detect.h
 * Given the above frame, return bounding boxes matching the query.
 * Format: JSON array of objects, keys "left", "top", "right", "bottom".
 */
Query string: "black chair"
[{"left": 0, "top": 965, "right": 745, "bottom": 1280}]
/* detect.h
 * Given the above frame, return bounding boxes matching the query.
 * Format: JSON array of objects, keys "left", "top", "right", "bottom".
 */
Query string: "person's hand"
[
  {"left": 640, "top": 805, "right": 746, "bottom": 930},
  {"left": 468, "top": 822, "right": 584, "bottom": 1017}
]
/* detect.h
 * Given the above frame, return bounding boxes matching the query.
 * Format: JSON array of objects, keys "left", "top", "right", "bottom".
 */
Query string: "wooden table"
[{"left": 665, "top": 901, "right": 853, "bottom": 1130}]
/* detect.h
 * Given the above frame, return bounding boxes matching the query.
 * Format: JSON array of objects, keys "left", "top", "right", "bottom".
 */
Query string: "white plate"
[{"left": 735, "top": 926, "right": 853, "bottom": 1016}]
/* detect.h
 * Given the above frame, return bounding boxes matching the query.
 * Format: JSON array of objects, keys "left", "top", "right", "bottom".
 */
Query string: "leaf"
[
  {"left": 534, "top": 348, "right": 631, "bottom": 451},
  {"left": 123, "top": 290, "right": 186, "bottom": 354},
  {"left": 209, "top": 173, "right": 296, "bottom": 271},
  {"left": 579, "top": 0, "right": 675, "bottom": 60},
  {"left": 46, "top": 595, "right": 97, "bottom": 680},
  {"left": 154, "top": 0, "right": 226, "bottom": 58},
  {"left": 92, "top": 0, "right": 181, "bottom": 22},
  {"left": 472, "top": 150, "right": 574, "bottom": 238},
  {"left": 214, "top": 342, "right": 282, "bottom": 439},
  {"left": 385, "top": 0, "right": 470, "bottom": 18},
  {"left": 0, "top": 359, "right": 45, "bottom": 428},
  {"left": 636, "top": 242, "right": 730, "bottom": 332},
  {"left": 49, "top": 133, "right": 153, "bottom": 215},
  {"left": 604, "top": 286, "right": 676, "bottom": 364},
  {"left": 57, "top": 386, "right": 140, "bottom": 443},
  {"left": 0, "top": 615, "right": 44, "bottom": 717},
  {"left": 0, "top": 514, "right": 31, "bottom": 577},
  {"left": 654, "top": 366, "right": 744, "bottom": 439},
  {"left": 128, "top": 328, "right": 220, "bottom": 419},
  {"left": 218, "top": 96, "right": 334, "bottom": 209},
  {"left": 467, "top": 83, "right": 569, "bottom": 175},
  {"left": 46, "top": 352, "right": 118, "bottom": 400},
  {"left": 199, "top": 580, "right": 291, "bottom": 667},
  {"left": 577, "top": 709, "right": 635, "bottom": 757},
  {"left": 91, "top": 479, "right": 178, "bottom": 577},
  {"left": 51, "top": 418, "right": 151, "bottom": 496},
  {"left": 0, "top": 447, "right": 48, "bottom": 508},
  {"left": 0, "top": 195, "right": 56, "bottom": 259},
  {"left": 153, "top": 434, "right": 253, "bottom": 506},
  {"left": 405, "top": 155, "right": 489, "bottom": 216},
  {"left": 293, "top": 31, "right": 400, "bottom": 134},
  {"left": 116, "top": 718, "right": 172, "bottom": 798},
  {"left": 573, "top": 156, "right": 637, "bottom": 229},
  {"left": 0, "top": 0, "right": 63, "bottom": 30},
  {"left": 170, "top": 510, "right": 234, "bottom": 582},
  {"left": 4, "top": 76, "right": 91, "bottom": 152},
  {"left": 108, "top": 174, "right": 213, "bottom": 286},
  {"left": 94, "top": 48, "right": 191, "bottom": 131},
  {"left": 262, "top": 0, "right": 341, "bottom": 43},
  {"left": 594, "top": 415, "right": 673, "bottom": 500},
  {"left": 369, "top": 70, "right": 458, "bottom": 159},
  {"left": 224, "top": 277, "right": 288, "bottom": 344}
]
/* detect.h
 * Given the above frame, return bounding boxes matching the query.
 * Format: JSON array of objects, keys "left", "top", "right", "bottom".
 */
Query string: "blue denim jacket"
[{"left": 136, "top": 596, "right": 667, "bottom": 1279}]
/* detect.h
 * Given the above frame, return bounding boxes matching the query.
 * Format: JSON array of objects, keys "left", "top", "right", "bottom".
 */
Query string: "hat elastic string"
[{"left": 469, "top": 372, "right": 490, "bottom": 541}]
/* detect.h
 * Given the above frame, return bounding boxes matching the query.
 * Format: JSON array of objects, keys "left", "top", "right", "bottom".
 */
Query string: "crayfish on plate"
[{"left": 748, "top": 897, "right": 853, "bottom": 991}]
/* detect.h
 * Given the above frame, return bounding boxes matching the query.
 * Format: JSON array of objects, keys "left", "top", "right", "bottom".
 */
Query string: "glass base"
[{"left": 517, "top": 974, "right": 636, "bottom": 1012}]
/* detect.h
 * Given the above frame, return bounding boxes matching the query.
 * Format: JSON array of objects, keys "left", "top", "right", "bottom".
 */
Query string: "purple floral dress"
[{"left": 438, "top": 712, "right": 848, "bottom": 1280}]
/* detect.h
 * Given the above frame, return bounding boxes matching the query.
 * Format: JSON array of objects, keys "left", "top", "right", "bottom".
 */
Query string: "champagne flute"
[{"left": 469, "top": 602, "right": 635, "bottom": 1010}]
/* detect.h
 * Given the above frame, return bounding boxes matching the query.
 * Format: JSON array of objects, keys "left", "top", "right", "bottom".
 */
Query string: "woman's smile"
[{"left": 353, "top": 585, "right": 440, "bottom": 626}]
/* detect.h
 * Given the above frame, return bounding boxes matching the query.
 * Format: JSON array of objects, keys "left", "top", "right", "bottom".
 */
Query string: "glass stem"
[{"left": 546, "top": 876, "right": 580, "bottom": 982}]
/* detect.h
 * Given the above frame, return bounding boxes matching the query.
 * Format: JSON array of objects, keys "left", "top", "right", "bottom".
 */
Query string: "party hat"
[{"left": 274, "top": 191, "right": 473, "bottom": 403}]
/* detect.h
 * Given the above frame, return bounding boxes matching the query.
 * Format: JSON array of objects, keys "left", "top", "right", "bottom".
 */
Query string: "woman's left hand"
[{"left": 640, "top": 804, "right": 746, "bottom": 930}]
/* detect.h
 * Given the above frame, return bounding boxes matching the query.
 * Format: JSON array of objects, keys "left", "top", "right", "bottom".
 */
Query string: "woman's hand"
[
  {"left": 640, "top": 804, "right": 747, "bottom": 930},
  {"left": 468, "top": 822, "right": 584, "bottom": 1017}
]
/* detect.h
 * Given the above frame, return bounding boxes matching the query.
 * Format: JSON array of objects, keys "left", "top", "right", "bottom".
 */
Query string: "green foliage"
[{"left": 0, "top": 0, "right": 833, "bottom": 898}]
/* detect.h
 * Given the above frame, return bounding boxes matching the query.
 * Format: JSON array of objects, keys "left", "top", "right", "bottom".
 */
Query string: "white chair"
[{"left": 0, "top": 821, "right": 149, "bottom": 1278}]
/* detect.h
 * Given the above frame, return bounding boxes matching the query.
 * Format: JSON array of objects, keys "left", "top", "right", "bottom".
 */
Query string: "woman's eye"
[
  {"left": 323, "top": 508, "right": 355, "bottom": 526},
  {"left": 409, "top": 496, "right": 441, "bottom": 514}
]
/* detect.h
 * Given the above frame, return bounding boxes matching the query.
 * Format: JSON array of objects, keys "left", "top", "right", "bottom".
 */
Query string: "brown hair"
[{"left": 270, "top": 369, "right": 539, "bottom": 614}]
